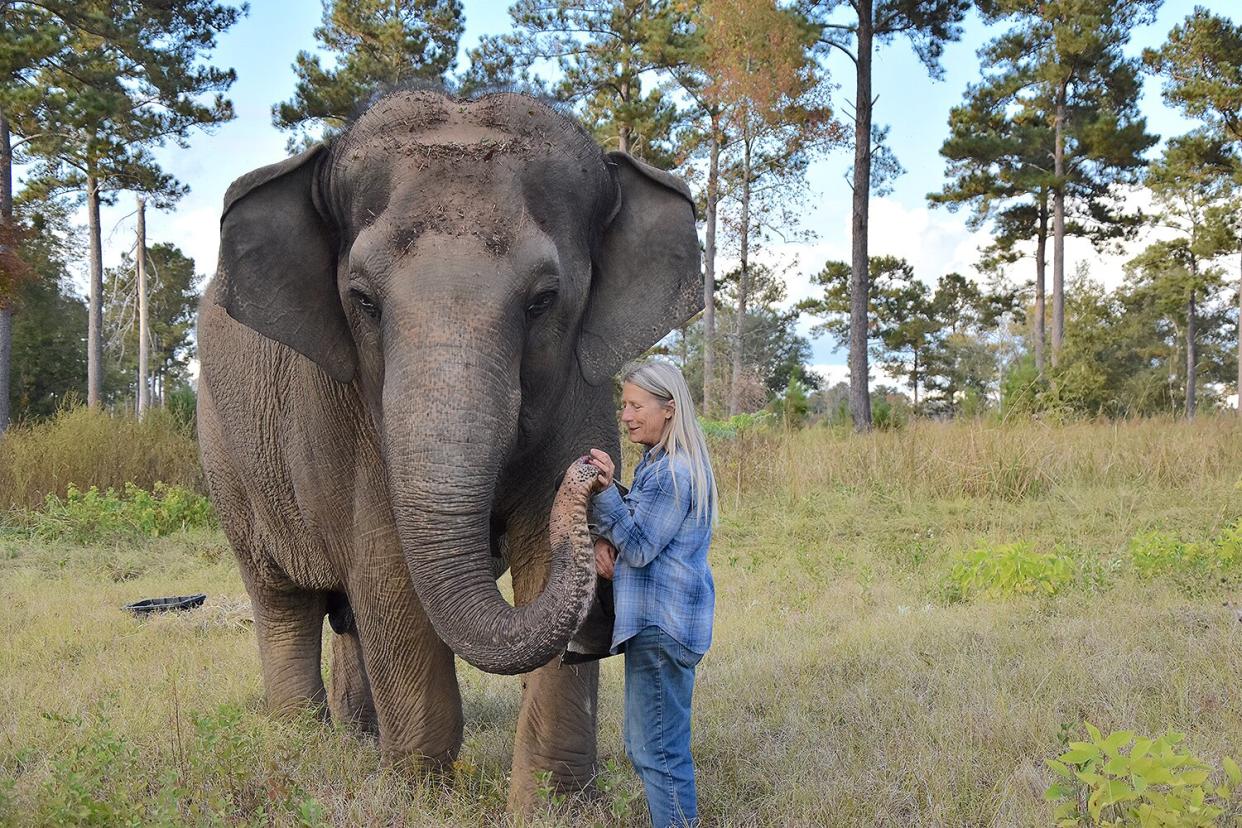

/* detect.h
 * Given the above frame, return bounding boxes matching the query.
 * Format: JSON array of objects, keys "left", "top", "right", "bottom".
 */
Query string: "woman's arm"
[{"left": 592, "top": 460, "right": 690, "bottom": 568}]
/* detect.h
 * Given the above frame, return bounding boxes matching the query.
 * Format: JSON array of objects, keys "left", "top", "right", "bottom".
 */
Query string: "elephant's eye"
[
  {"left": 350, "top": 288, "right": 381, "bottom": 321},
  {"left": 526, "top": 290, "right": 557, "bottom": 319}
]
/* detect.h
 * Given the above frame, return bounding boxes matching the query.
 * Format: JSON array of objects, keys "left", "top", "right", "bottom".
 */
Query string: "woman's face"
[{"left": 619, "top": 382, "right": 673, "bottom": 448}]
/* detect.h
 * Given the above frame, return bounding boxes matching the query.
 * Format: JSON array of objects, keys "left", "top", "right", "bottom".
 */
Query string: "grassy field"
[{"left": 1, "top": 417, "right": 1241, "bottom": 826}]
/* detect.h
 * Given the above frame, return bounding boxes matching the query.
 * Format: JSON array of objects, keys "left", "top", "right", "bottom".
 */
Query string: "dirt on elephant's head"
[{"left": 326, "top": 90, "right": 613, "bottom": 258}]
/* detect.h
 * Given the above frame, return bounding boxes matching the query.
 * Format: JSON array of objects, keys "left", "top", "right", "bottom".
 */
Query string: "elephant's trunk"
[{"left": 382, "top": 321, "right": 598, "bottom": 675}]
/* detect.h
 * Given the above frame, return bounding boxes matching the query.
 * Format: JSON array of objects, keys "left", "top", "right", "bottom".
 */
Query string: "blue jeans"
[{"left": 623, "top": 626, "right": 703, "bottom": 828}]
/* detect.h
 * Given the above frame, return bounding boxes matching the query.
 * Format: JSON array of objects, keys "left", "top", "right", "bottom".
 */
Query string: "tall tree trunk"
[
  {"left": 86, "top": 175, "right": 104, "bottom": 409},
  {"left": 618, "top": 74, "right": 631, "bottom": 155},
  {"left": 728, "top": 132, "right": 752, "bottom": 416},
  {"left": 1186, "top": 266, "right": 1197, "bottom": 420},
  {"left": 912, "top": 349, "right": 919, "bottom": 407},
  {"left": 136, "top": 195, "right": 149, "bottom": 417},
  {"left": 703, "top": 117, "right": 720, "bottom": 418},
  {"left": 1051, "top": 80, "right": 1067, "bottom": 365},
  {"left": 848, "top": 0, "right": 874, "bottom": 431},
  {"left": 1034, "top": 190, "right": 1048, "bottom": 376},
  {"left": 0, "top": 112, "right": 12, "bottom": 435}
]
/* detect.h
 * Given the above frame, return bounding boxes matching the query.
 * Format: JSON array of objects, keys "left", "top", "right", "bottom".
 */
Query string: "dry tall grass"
[
  {"left": 708, "top": 416, "right": 1242, "bottom": 507},
  {"left": 0, "top": 408, "right": 204, "bottom": 510}
]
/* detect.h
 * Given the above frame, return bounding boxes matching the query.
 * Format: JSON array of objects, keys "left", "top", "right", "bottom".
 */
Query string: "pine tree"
[
  {"left": 977, "top": 0, "right": 1159, "bottom": 367},
  {"left": 464, "top": 0, "right": 678, "bottom": 164},
  {"left": 930, "top": 78, "right": 1054, "bottom": 374},
  {"left": 931, "top": 69, "right": 1144, "bottom": 380},
  {"left": 695, "top": 0, "right": 840, "bottom": 415},
  {"left": 0, "top": 1, "right": 79, "bottom": 432},
  {"left": 4, "top": 196, "right": 86, "bottom": 421},
  {"left": 650, "top": 2, "right": 738, "bottom": 416},
  {"left": 804, "top": 258, "right": 1020, "bottom": 414},
  {"left": 15, "top": 0, "right": 240, "bottom": 409},
  {"left": 804, "top": 0, "right": 970, "bottom": 430},
  {"left": 803, "top": 256, "right": 937, "bottom": 407},
  {"left": 274, "top": 0, "right": 464, "bottom": 147},
  {"left": 1133, "top": 132, "right": 1238, "bottom": 418},
  {"left": 1145, "top": 9, "right": 1242, "bottom": 411}
]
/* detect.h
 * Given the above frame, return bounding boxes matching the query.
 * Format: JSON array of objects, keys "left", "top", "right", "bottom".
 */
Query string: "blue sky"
[{"left": 66, "top": 0, "right": 1225, "bottom": 385}]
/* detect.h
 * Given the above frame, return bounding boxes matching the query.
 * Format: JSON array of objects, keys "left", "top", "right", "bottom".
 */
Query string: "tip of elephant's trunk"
[{"left": 405, "top": 461, "right": 602, "bottom": 676}]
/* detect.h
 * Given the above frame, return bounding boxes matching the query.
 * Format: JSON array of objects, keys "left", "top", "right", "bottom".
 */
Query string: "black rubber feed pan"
[{"left": 124, "top": 593, "right": 207, "bottom": 615}]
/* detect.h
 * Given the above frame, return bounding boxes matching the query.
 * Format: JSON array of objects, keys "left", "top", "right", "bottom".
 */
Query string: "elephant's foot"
[
  {"left": 379, "top": 739, "right": 460, "bottom": 779},
  {"left": 507, "top": 751, "right": 599, "bottom": 814},
  {"left": 328, "top": 628, "right": 379, "bottom": 736}
]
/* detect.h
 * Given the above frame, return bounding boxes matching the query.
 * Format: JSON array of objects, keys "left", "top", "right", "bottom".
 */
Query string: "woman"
[{"left": 586, "top": 359, "right": 718, "bottom": 828}]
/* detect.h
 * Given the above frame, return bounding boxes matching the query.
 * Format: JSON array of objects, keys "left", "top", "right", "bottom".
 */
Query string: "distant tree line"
[
  {"left": 0, "top": 0, "right": 1238, "bottom": 432},
  {"left": 0, "top": 0, "right": 242, "bottom": 429}
]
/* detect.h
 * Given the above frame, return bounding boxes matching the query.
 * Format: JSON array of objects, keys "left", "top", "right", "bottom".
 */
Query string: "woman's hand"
[
  {"left": 594, "top": 537, "right": 617, "bottom": 580},
  {"left": 586, "top": 449, "right": 615, "bottom": 490}
]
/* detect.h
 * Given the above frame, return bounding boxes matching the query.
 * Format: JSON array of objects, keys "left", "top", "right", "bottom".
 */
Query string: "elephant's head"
[{"left": 213, "top": 91, "right": 701, "bottom": 674}]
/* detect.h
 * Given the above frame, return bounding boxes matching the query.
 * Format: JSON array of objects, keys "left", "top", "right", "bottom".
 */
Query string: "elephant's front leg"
[
  {"left": 347, "top": 534, "right": 464, "bottom": 768},
  {"left": 507, "top": 524, "right": 601, "bottom": 812}
]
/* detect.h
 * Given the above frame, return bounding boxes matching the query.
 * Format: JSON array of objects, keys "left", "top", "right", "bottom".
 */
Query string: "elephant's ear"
[
  {"left": 577, "top": 152, "right": 703, "bottom": 386},
  {"left": 214, "top": 144, "right": 356, "bottom": 383}
]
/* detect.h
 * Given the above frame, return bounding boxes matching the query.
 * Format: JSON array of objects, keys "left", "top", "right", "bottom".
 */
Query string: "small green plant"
[
  {"left": 595, "top": 756, "right": 643, "bottom": 820},
  {"left": 30, "top": 706, "right": 327, "bottom": 826},
  {"left": 1129, "top": 523, "right": 1242, "bottom": 592},
  {"left": 1045, "top": 722, "right": 1240, "bottom": 827},
  {"left": 19, "top": 482, "right": 216, "bottom": 543},
  {"left": 532, "top": 768, "right": 567, "bottom": 810},
  {"left": 945, "top": 542, "right": 1075, "bottom": 602},
  {"left": 700, "top": 411, "right": 777, "bottom": 439}
]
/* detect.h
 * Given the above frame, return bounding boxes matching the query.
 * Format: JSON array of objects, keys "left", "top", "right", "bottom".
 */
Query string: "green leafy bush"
[
  {"left": 1045, "top": 722, "right": 1240, "bottom": 827},
  {"left": 945, "top": 542, "right": 1075, "bottom": 602},
  {"left": 19, "top": 482, "right": 216, "bottom": 543},
  {"left": 1129, "top": 523, "right": 1242, "bottom": 592},
  {"left": 700, "top": 411, "right": 777, "bottom": 439}
]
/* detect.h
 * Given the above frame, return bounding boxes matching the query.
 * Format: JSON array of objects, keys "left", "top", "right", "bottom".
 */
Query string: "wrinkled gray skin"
[{"left": 196, "top": 90, "right": 701, "bottom": 811}]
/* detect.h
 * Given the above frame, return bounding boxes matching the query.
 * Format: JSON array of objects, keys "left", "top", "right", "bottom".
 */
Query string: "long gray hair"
[{"left": 621, "top": 360, "right": 718, "bottom": 526}]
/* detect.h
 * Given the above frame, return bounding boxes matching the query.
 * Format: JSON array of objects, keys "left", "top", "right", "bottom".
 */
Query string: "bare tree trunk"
[
  {"left": 86, "top": 175, "right": 104, "bottom": 409},
  {"left": 136, "top": 195, "right": 149, "bottom": 417},
  {"left": 1051, "top": 81, "right": 1067, "bottom": 365},
  {"left": 912, "top": 349, "right": 919, "bottom": 407},
  {"left": 848, "top": 0, "right": 874, "bottom": 431},
  {"left": 703, "top": 117, "right": 720, "bottom": 418},
  {"left": 0, "top": 112, "right": 12, "bottom": 435},
  {"left": 618, "top": 74, "right": 631, "bottom": 155},
  {"left": 1187, "top": 268, "right": 1197, "bottom": 420},
  {"left": 728, "top": 132, "right": 752, "bottom": 416},
  {"left": 1035, "top": 190, "right": 1048, "bottom": 376}
]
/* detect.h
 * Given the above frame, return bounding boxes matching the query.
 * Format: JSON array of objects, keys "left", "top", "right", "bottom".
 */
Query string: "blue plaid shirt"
[{"left": 591, "top": 446, "right": 715, "bottom": 655}]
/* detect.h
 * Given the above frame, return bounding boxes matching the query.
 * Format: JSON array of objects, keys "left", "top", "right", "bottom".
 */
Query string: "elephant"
[{"left": 195, "top": 89, "right": 702, "bottom": 811}]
